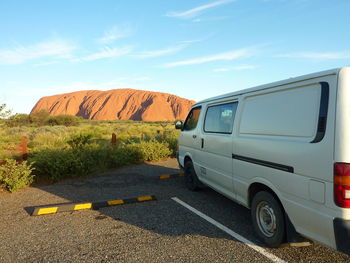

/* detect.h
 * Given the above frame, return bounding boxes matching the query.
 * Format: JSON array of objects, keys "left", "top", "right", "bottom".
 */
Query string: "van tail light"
[{"left": 334, "top": 162, "right": 350, "bottom": 208}]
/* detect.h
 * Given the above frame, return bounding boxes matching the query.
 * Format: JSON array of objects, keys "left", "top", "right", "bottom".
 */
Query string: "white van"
[{"left": 176, "top": 67, "right": 350, "bottom": 254}]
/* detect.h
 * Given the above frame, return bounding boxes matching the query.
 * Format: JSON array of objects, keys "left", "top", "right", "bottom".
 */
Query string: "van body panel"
[
  {"left": 178, "top": 105, "right": 204, "bottom": 170},
  {"left": 195, "top": 68, "right": 338, "bottom": 106},
  {"left": 196, "top": 99, "right": 239, "bottom": 198},
  {"left": 196, "top": 132, "right": 234, "bottom": 192},
  {"left": 232, "top": 75, "right": 338, "bottom": 247},
  {"left": 177, "top": 67, "right": 350, "bottom": 253},
  {"left": 335, "top": 67, "right": 350, "bottom": 163}
]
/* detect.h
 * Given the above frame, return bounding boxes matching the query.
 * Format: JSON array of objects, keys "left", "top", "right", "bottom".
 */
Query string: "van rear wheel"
[
  {"left": 251, "top": 191, "right": 285, "bottom": 247},
  {"left": 184, "top": 160, "right": 201, "bottom": 191}
]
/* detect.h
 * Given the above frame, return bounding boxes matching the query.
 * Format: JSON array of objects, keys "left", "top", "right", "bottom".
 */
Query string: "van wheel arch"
[
  {"left": 183, "top": 157, "right": 201, "bottom": 191},
  {"left": 248, "top": 183, "right": 282, "bottom": 209},
  {"left": 248, "top": 183, "right": 299, "bottom": 243},
  {"left": 184, "top": 156, "right": 192, "bottom": 165}
]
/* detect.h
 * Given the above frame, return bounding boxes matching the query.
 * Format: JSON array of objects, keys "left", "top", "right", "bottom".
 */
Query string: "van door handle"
[
  {"left": 201, "top": 138, "right": 204, "bottom": 148},
  {"left": 192, "top": 135, "right": 197, "bottom": 139}
]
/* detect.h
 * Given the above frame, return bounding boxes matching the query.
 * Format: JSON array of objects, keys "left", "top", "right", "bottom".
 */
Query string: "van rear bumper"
[{"left": 334, "top": 218, "right": 350, "bottom": 255}]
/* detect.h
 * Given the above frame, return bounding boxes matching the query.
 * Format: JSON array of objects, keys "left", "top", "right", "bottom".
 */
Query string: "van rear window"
[
  {"left": 239, "top": 84, "right": 321, "bottom": 138},
  {"left": 204, "top": 102, "right": 238, "bottom": 134}
]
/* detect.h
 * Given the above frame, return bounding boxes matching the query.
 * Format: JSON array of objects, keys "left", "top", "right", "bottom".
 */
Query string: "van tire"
[
  {"left": 251, "top": 191, "right": 285, "bottom": 247},
  {"left": 184, "top": 160, "right": 201, "bottom": 191}
]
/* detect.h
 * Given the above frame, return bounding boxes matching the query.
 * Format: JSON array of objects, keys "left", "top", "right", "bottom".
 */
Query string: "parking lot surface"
[{"left": 1, "top": 159, "right": 350, "bottom": 263}]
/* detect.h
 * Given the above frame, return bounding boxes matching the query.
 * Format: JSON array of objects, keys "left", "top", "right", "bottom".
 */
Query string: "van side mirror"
[{"left": 175, "top": 121, "right": 183, "bottom": 130}]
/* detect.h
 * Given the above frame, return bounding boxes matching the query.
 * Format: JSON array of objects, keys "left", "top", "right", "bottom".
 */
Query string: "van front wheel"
[
  {"left": 184, "top": 160, "right": 201, "bottom": 191},
  {"left": 251, "top": 191, "right": 285, "bottom": 247}
]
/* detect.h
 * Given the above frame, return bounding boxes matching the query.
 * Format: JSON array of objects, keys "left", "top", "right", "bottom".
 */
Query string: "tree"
[
  {"left": 30, "top": 109, "right": 50, "bottom": 125},
  {"left": 0, "top": 104, "right": 12, "bottom": 119}
]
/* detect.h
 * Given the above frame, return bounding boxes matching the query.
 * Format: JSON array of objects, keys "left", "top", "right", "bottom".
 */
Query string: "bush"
[
  {"left": 30, "top": 145, "right": 143, "bottom": 182},
  {"left": 1, "top": 120, "right": 177, "bottom": 184},
  {"left": 127, "top": 140, "right": 171, "bottom": 162},
  {"left": 30, "top": 109, "right": 51, "bottom": 125},
  {"left": 30, "top": 140, "right": 171, "bottom": 182},
  {"left": 163, "top": 136, "right": 178, "bottom": 157},
  {"left": 6, "top": 114, "right": 31, "bottom": 127},
  {"left": 6, "top": 111, "right": 82, "bottom": 127},
  {"left": 47, "top": 115, "right": 82, "bottom": 126},
  {"left": 31, "top": 149, "right": 89, "bottom": 182},
  {"left": 67, "top": 133, "right": 92, "bottom": 150},
  {"left": 0, "top": 159, "right": 35, "bottom": 192},
  {"left": 115, "top": 146, "right": 143, "bottom": 165}
]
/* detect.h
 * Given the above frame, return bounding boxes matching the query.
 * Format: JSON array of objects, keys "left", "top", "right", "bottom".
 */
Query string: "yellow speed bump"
[
  {"left": 160, "top": 174, "right": 171, "bottom": 179},
  {"left": 74, "top": 203, "right": 92, "bottom": 210},
  {"left": 159, "top": 173, "right": 185, "bottom": 179},
  {"left": 31, "top": 195, "right": 157, "bottom": 216},
  {"left": 37, "top": 207, "right": 58, "bottom": 215},
  {"left": 107, "top": 199, "right": 124, "bottom": 205},
  {"left": 137, "top": 195, "right": 153, "bottom": 201}
]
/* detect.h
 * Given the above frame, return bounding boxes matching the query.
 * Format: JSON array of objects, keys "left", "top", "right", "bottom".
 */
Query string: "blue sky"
[{"left": 0, "top": 0, "right": 349, "bottom": 114}]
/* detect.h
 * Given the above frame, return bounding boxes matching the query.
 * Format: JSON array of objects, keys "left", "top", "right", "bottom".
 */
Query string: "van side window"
[
  {"left": 183, "top": 106, "right": 202, "bottom": 131},
  {"left": 204, "top": 102, "right": 238, "bottom": 134}
]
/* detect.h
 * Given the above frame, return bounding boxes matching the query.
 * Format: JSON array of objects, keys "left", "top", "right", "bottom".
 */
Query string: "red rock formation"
[{"left": 30, "top": 89, "right": 195, "bottom": 121}]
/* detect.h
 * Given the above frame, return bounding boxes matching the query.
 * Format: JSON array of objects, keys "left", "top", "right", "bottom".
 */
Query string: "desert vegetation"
[{"left": 0, "top": 107, "right": 179, "bottom": 192}]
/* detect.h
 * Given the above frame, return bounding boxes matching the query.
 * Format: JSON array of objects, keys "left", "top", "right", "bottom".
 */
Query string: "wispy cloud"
[
  {"left": 179, "top": 39, "right": 203, "bottom": 44},
  {"left": 33, "top": 61, "right": 60, "bottom": 67},
  {"left": 278, "top": 51, "right": 350, "bottom": 59},
  {"left": 213, "top": 65, "right": 257, "bottom": 72},
  {"left": 0, "top": 38, "right": 76, "bottom": 65},
  {"left": 72, "top": 46, "right": 132, "bottom": 62},
  {"left": 192, "top": 16, "right": 230, "bottom": 23},
  {"left": 135, "top": 45, "right": 185, "bottom": 58},
  {"left": 134, "top": 76, "right": 151, "bottom": 81},
  {"left": 97, "top": 24, "right": 133, "bottom": 44},
  {"left": 17, "top": 77, "right": 150, "bottom": 98},
  {"left": 100, "top": 76, "right": 151, "bottom": 86},
  {"left": 163, "top": 48, "right": 253, "bottom": 68},
  {"left": 166, "top": 0, "right": 235, "bottom": 19}
]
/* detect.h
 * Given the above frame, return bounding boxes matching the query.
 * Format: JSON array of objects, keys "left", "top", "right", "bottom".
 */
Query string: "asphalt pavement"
[{"left": 0, "top": 159, "right": 349, "bottom": 263}]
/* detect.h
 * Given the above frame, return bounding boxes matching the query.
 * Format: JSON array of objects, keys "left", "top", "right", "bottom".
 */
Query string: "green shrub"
[
  {"left": 163, "top": 136, "right": 178, "bottom": 157},
  {"left": 1, "top": 120, "right": 178, "bottom": 183},
  {"left": 30, "top": 109, "right": 51, "bottom": 125},
  {"left": 30, "top": 149, "right": 87, "bottom": 182},
  {"left": 30, "top": 146, "right": 142, "bottom": 182},
  {"left": 142, "top": 131, "right": 178, "bottom": 157},
  {"left": 114, "top": 146, "right": 143, "bottom": 165},
  {"left": 122, "top": 136, "right": 142, "bottom": 144},
  {"left": 0, "top": 159, "right": 35, "bottom": 192},
  {"left": 6, "top": 114, "right": 31, "bottom": 127},
  {"left": 30, "top": 140, "right": 171, "bottom": 182},
  {"left": 128, "top": 140, "right": 171, "bottom": 161},
  {"left": 31, "top": 147, "right": 112, "bottom": 182},
  {"left": 67, "top": 133, "right": 93, "bottom": 150},
  {"left": 6, "top": 112, "right": 82, "bottom": 127},
  {"left": 47, "top": 115, "right": 81, "bottom": 126}
]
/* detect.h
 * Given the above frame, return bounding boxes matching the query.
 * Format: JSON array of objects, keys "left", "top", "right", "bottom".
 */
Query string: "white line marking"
[{"left": 171, "top": 197, "right": 287, "bottom": 263}]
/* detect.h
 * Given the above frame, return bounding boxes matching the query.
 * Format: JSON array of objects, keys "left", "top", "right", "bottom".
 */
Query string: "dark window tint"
[
  {"left": 204, "top": 102, "right": 238, "bottom": 133},
  {"left": 183, "top": 107, "right": 201, "bottom": 131}
]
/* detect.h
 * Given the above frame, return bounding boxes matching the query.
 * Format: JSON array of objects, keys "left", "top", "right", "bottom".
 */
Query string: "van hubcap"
[{"left": 256, "top": 201, "right": 276, "bottom": 237}]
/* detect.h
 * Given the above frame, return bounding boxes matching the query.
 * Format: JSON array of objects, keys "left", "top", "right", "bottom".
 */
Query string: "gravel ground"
[{"left": 0, "top": 158, "right": 350, "bottom": 263}]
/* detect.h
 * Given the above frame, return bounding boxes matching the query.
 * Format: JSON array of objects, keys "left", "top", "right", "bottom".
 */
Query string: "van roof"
[{"left": 194, "top": 67, "right": 347, "bottom": 106}]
